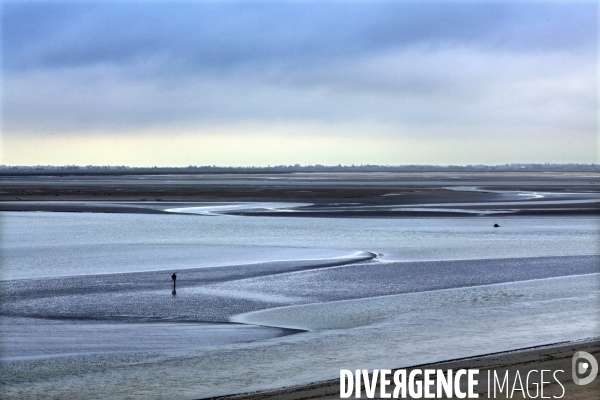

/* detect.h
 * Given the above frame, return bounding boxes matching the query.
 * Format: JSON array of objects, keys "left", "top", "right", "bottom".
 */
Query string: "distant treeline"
[{"left": 0, "top": 163, "right": 598, "bottom": 176}]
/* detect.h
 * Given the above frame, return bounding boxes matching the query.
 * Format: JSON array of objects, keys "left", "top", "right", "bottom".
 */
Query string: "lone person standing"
[{"left": 171, "top": 272, "right": 177, "bottom": 289}]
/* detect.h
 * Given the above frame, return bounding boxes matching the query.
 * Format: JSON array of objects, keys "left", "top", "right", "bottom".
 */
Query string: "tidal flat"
[{"left": 1, "top": 171, "right": 599, "bottom": 399}]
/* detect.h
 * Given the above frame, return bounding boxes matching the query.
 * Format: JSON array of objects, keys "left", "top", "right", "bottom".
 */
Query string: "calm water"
[
  {"left": 1, "top": 211, "right": 599, "bottom": 399},
  {"left": 2, "top": 211, "right": 598, "bottom": 279}
]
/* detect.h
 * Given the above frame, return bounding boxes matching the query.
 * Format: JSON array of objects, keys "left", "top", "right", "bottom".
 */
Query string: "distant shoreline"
[{"left": 1, "top": 164, "right": 599, "bottom": 177}]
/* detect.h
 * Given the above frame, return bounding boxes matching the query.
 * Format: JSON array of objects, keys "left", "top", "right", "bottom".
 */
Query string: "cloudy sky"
[{"left": 1, "top": 0, "right": 598, "bottom": 166}]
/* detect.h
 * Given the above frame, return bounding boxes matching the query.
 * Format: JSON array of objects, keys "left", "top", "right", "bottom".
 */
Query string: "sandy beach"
[{"left": 206, "top": 340, "right": 600, "bottom": 400}]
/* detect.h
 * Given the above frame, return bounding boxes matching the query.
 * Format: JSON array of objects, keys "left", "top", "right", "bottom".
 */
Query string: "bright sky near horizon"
[{"left": 1, "top": 0, "right": 598, "bottom": 167}]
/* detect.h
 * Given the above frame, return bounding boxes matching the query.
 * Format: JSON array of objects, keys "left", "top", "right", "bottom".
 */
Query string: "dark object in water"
[
  {"left": 171, "top": 272, "right": 177, "bottom": 292},
  {"left": 493, "top": 223, "right": 500, "bottom": 228}
]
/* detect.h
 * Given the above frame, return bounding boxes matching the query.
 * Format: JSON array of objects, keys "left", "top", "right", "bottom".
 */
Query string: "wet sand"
[
  {"left": 2, "top": 171, "right": 599, "bottom": 399},
  {"left": 205, "top": 339, "right": 600, "bottom": 400}
]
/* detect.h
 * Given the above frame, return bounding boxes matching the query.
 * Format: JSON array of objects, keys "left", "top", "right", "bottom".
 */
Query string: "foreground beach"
[{"left": 207, "top": 340, "right": 600, "bottom": 400}]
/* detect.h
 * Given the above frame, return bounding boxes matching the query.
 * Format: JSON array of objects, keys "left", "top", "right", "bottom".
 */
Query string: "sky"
[{"left": 1, "top": 0, "right": 598, "bottom": 167}]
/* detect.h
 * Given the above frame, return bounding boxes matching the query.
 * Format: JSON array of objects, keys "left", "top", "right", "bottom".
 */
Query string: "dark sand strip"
[
  {"left": 2, "top": 199, "right": 599, "bottom": 217},
  {"left": 0, "top": 201, "right": 171, "bottom": 214}
]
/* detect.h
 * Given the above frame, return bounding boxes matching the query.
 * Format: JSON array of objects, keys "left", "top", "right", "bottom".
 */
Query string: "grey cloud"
[
  {"left": 2, "top": 1, "right": 597, "bottom": 74},
  {"left": 3, "top": 45, "right": 596, "bottom": 138},
  {"left": 1, "top": 1, "right": 598, "bottom": 141}
]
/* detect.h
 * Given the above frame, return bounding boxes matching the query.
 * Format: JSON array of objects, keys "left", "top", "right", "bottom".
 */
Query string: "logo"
[
  {"left": 572, "top": 351, "right": 598, "bottom": 386},
  {"left": 340, "top": 369, "right": 480, "bottom": 398}
]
